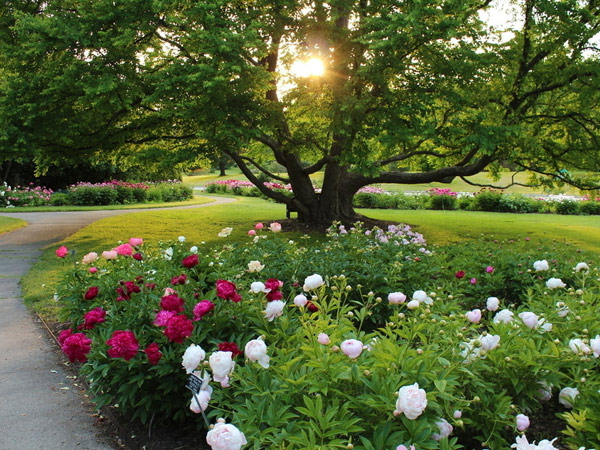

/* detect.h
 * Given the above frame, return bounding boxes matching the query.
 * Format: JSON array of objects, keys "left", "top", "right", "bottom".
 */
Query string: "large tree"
[{"left": 1, "top": 0, "right": 599, "bottom": 223}]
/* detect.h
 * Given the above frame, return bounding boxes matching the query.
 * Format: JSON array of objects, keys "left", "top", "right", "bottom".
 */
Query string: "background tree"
[{"left": 1, "top": 0, "right": 598, "bottom": 222}]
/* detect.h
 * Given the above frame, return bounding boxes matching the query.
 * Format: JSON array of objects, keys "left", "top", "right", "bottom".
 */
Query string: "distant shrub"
[
  {"left": 50, "top": 193, "right": 70, "bottom": 206},
  {"left": 1, "top": 184, "right": 54, "bottom": 207},
  {"left": 554, "top": 200, "right": 581, "bottom": 215},
  {"left": 498, "top": 194, "right": 543, "bottom": 213},
  {"left": 580, "top": 201, "right": 600, "bottom": 215},
  {"left": 472, "top": 190, "right": 504, "bottom": 212}
]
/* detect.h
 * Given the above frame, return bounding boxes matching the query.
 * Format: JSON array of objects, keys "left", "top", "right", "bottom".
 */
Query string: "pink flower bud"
[
  {"left": 453, "top": 410, "right": 462, "bottom": 419},
  {"left": 317, "top": 333, "right": 330, "bottom": 345},
  {"left": 465, "top": 309, "right": 482, "bottom": 323},
  {"left": 254, "top": 222, "right": 264, "bottom": 230},
  {"left": 340, "top": 339, "right": 363, "bottom": 359},
  {"left": 247, "top": 229, "right": 256, "bottom": 236},
  {"left": 89, "top": 267, "right": 98, "bottom": 274},
  {"left": 516, "top": 413, "right": 530, "bottom": 431}
]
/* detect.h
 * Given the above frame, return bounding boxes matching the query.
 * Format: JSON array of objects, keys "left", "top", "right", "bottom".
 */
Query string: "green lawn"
[
  {"left": 21, "top": 196, "right": 600, "bottom": 319},
  {"left": 0, "top": 216, "right": 27, "bottom": 235}
]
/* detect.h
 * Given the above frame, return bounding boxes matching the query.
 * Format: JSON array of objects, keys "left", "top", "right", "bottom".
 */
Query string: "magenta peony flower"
[
  {"left": 216, "top": 279, "right": 242, "bottom": 302},
  {"left": 106, "top": 330, "right": 139, "bottom": 361},
  {"left": 144, "top": 343, "right": 162, "bottom": 365},
  {"left": 132, "top": 252, "right": 143, "bottom": 261},
  {"left": 182, "top": 254, "right": 199, "bottom": 269},
  {"left": 470, "top": 278, "right": 477, "bottom": 285},
  {"left": 486, "top": 265, "right": 495, "bottom": 273},
  {"left": 266, "top": 290, "right": 283, "bottom": 302},
  {"left": 89, "top": 267, "right": 98, "bottom": 274},
  {"left": 160, "top": 294, "right": 185, "bottom": 313},
  {"left": 264, "top": 278, "right": 283, "bottom": 291},
  {"left": 193, "top": 300, "right": 215, "bottom": 320},
  {"left": 154, "top": 310, "right": 176, "bottom": 327},
  {"left": 57, "top": 328, "right": 73, "bottom": 345},
  {"left": 114, "top": 243, "right": 134, "bottom": 256},
  {"left": 84, "top": 286, "right": 99, "bottom": 300},
  {"left": 55, "top": 246, "right": 69, "bottom": 258},
  {"left": 164, "top": 314, "right": 194, "bottom": 343},
  {"left": 129, "top": 237, "right": 144, "bottom": 247},
  {"left": 82, "top": 307, "right": 106, "bottom": 330},
  {"left": 61, "top": 332, "right": 92, "bottom": 363},
  {"left": 171, "top": 274, "right": 187, "bottom": 285},
  {"left": 455, "top": 270, "right": 465, "bottom": 279}
]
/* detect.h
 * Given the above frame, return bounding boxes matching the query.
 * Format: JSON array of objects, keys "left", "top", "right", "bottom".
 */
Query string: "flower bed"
[
  {"left": 0, "top": 182, "right": 54, "bottom": 207},
  {"left": 53, "top": 225, "right": 599, "bottom": 449}
]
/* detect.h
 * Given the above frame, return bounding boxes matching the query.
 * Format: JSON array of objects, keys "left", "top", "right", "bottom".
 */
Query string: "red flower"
[
  {"left": 57, "top": 328, "right": 73, "bottom": 345},
  {"left": 171, "top": 274, "right": 187, "bottom": 285},
  {"left": 84, "top": 286, "right": 99, "bottom": 300},
  {"left": 160, "top": 294, "right": 185, "bottom": 313},
  {"left": 216, "top": 279, "right": 242, "bottom": 302},
  {"left": 145, "top": 282, "right": 156, "bottom": 290},
  {"left": 106, "top": 330, "right": 139, "bottom": 361},
  {"left": 218, "top": 342, "right": 242, "bottom": 358},
  {"left": 144, "top": 343, "right": 162, "bottom": 365},
  {"left": 55, "top": 246, "right": 69, "bottom": 258},
  {"left": 193, "top": 300, "right": 215, "bottom": 320},
  {"left": 264, "top": 278, "right": 283, "bottom": 291},
  {"left": 164, "top": 314, "right": 194, "bottom": 343},
  {"left": 82, "top": 307, "right": 106, "bottom": 330},
  {"left": 182, "top": 254, "right": 199, "bottom": 269},
  {"left": 266, "top": 290, "right": 284, "bottom": 302},
  {"left": 455, "top": 270, "right": 465, "bottom": 279},
  {"left": 123, "top": 281, "right": 141, "bottom": 295},
  {"left": 306, "top": 301, "right": 319, "bottom": 312},
  {"left": 61, "top": 332, "right": 92, "bottom": 363},
  {"left": 132, "top": 252, "right": 143, "bottom": 261}
]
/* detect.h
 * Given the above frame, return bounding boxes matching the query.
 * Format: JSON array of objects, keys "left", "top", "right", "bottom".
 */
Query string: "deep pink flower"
[
  {"left": 144, "top": 343, "right": 162, "bottom": 365},
  {"left": 216, "top": 279, "right": 242, "bottom": 302},
  {"left": 57, "top": 328, "right": 73, "bottom": 345},
  {"left": 82, "top": 307, "right": 106, "bottom": 330},
  {"left": 247, "top": 229, "right": 256, "bottom": 236},
  {"left": 306, "top": 301, "right": 319, "bottom": 312},
  {"left": 193, "top": 300, "right": 215, "bottom": 320},
  {"left": 164, "top": 314, "right": 194, "bottom": 343},
  {"left": 84, "top": 286, "right": 99, "bottom": 300},
  {"left": 182, "top": 254, "right": 199, "bottom": 269},
  {"left": 254, "top": 223, "right": 264, "bottom": 230},
  {"left": 486, "top": 266, "right": 495, "bottom": 273},
  {"left": 55, "top": 246, "right": 69, "bottom": 258},
  {"left": 264, "top": 278, "right": 283, "bottom": 291},
  {"left": 171, "top": 274, "right": 187, "bottom": 285},
  {"left": 470, "top": 277, "right": 477, "bottom": 285},
  {"left": 218, "top": 342, "right": 242, "bottom": 358},
  {"left": 123, "top": 281, "right": 141, "bottom": 295},
  {"left": 266, "top": 290, "right": 284, "bottom": 302},
  {"left": 154, "top": 310, "right": 176, "bottom": 327},
  {"left": 61, "top": 332, "right": 92, "bottom": 363},
  {"left": 132, "top": 252, "right": 143, "bottom": 261},
  {"left": 160, "top": 294, "right": 185, "bottom": 313},
  {"left": 89, "top": 267, "right": 98, "bottom": 274},
  {"left": 106, "top": 330, "right": 139, "bottom": 361},
  {"left": 114, "top": 243, "right": 134, "bottom": 256},
  {"left": 455, "top": 270, "right": 465, "bottom": 279}
]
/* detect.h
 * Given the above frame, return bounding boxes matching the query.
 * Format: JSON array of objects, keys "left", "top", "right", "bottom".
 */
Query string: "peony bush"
[{"left": 53, "top": 224, "right": 600, "bottom": 449}]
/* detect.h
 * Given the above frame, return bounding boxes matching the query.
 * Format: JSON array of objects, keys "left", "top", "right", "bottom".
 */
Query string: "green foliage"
[
  {"left": 580, "top": 201, "right": 600, "bottom": 215},
  {"left": 554, "top": 200, "right": 581, "bottom": 216}
]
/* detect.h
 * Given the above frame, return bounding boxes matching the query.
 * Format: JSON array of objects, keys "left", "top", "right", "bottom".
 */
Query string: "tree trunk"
[{"left": 218, "top": 156, "right": 227, "bottom": 177}]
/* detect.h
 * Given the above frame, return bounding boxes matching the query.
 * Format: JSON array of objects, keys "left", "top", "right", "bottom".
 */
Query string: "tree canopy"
[{"left": 1, "top": 0, "right": 599, "bottom": 222}]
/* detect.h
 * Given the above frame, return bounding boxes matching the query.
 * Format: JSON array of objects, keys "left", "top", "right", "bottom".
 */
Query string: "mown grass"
[
  {"left": 185, "top": 169, "right": 583, "bottom": 195},
  {"left": 2, "top": 195, "right": 213, "bottom": 213},
  {"left": 22, "top": 195, "right": 600, "bottom": 320},
  {"left": 0, "top": 216, "right": 27, "bottom": 235}
]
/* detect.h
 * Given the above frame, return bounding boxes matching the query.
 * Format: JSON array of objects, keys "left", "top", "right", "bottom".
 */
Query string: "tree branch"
[
  {"left": 238, "top": 155, "right": 289, "bottom": 182},
  {"left": 459, "top": 172, "right": 539, "bottom": 189}
]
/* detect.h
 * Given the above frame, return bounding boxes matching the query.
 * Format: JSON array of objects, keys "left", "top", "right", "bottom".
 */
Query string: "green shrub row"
[{"left": 50, "top": 183, "right": 193, "bottom": 206}]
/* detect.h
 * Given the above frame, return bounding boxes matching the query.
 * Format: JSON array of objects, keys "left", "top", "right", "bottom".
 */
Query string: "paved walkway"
[{"left": 0, "top": 197, "right": 235, "bottom": 450}]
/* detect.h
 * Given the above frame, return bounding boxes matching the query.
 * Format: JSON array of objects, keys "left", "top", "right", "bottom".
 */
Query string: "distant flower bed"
[
  {"left": 1, "top": 180, "right": 193, "bottom": 207},
  {"left": 52, "top": 223, "right": 600, "bottom": 449}
]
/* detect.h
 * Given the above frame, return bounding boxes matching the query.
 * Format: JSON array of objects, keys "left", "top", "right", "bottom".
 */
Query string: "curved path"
[{"left": 0, "top": 196, "right": 236, "bottom": 450}]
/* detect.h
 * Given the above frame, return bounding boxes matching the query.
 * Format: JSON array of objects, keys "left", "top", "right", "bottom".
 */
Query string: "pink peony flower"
[
  {"left": 206, "top": 419, "right": 247, "bottom": 450},
  {"left": 84, "top": 286, "right": 99, "bottom": 300},
  {"left": 160, "top": 294, "right": 185, "bottom": 313},
  {"left": 340, "top": 339, "right": 364, "bottom": 359},
  {"left": 106, "top": 330, "right": 139, "bottom": 361},
  {"left": 144, "top": 343, "right": 162, "bottom": 365},
  {"left": 317, "top": 333, "right": 330, "bottom": 345},
  {"left": 82, "top": 252, "right": 98, "bottom": 264},
  {"left": 247, "top": 229, "right": 256, "bottom": 236},
  {"left": 114, "top": 243, "right": 134, "bottom": 256},
  {"left": 216, "top": 279, "right": 241, "bottom": 302},
  {"left": 61, "top": 332, "right": 92, "bottom": 363},
  {"left": 465, "top": 309, "right": 482, "bottom": 323},
  {"left": 129, "top": 237, "right": 144, "bottom": 246},
  {"left": 388, "top": 292, "right": 407, "bottom": 304},
  {"left": 182, "top": 254, "right": 199, "bottom": 269},
  {"left": 193, "top": 300, "right": 215, "bottom": 320},
  {"left": 82, "top": 307, "right": 106, "bottom": 330},
  {"left": 516, "top": 413, "right": 530, "bottom": 431},
  {"left": 469, "top": 277, "right": 477, "bottom": 285},
  {"left": 154, "top": 310, "right": 176, "bottom": 327},
  {"left": 453, "top": 410, "right": 462, "bottom": 419},
  {"left": 486, "top": 265, "right": 495, "bottom": 273},
  {"left": 55, "top": 246, "right": 69, "bottom": 258},
  {"left": 244, "top": 336, "right": 270, "bottom": 368},
  {"left": 254, "top": 222, "right": 264, "bottom": 230},
  {"left": 394, "top": 383, "right": 427, "bottom": 420},
  {"left": 102, "top": 250, "right": 118, "bottom": 260},
  {"left": 89, "top": 267, "right": 98, "bottom": 274},
  {"left": 269, "top": 222, "right": 282, "bottom": 233},
  {"left": 164, "top": 314, "right": 194, "bottom": 343},
  {"left": 431, "top": 418, "right": 453, "bottom": 440}
]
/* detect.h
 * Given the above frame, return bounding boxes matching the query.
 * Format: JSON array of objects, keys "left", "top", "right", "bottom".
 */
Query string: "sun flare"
[{"left": 291, "top": 57, "right": 325, "bottom": 77}]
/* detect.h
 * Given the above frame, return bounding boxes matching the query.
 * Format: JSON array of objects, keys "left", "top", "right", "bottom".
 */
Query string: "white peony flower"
[
  {"left": 519, "top": 311, "right": 540, "bottom": 329},
  {"left": 244, "top": 336, "right": 270, "bottom": 368},
  {"left": 178, "top": 236, "right": 186, "bottom": 242},
  {"left": 546, "top": 278, "right": 566, "bottom": 289},
  {"left": 209, "top": 351, "right": 235, "bottom": 388},
  {"left": 189, "top": 246, "right": 198, "bottom": 254},
  {"left": 412, "top": 290, "right": 432, "bottom": 305},
  {"left": 486, "top": 296, "right": 500, "bottom": 311},
  {"left": 394, "top": 383, "right": 427, "bottom": 420},
  {"left": 590, "top": 335, "right": 600, "bottom": 358},
  {"left": 431, "top": 418, "right": 453, "bottom": 440},
  {"left": 303, "top": 274, "right": 324, "bottom": 291},
  {"left": 493, "top": 309, "right": 514, "bottom": 324},
  {"left": 247, "top": 260, "right": 264, "bottom": 272},
  {"left": 559, "top": 387, "right": 579, "bottom": 408},
  {"left": 182, "top": 344, "right": 206, "bottom": 374},
  {"left": 574, "top": 262, "right": 589, "bottom": 272},
  {"left": 264, "top": 300, "right": 285, "bottom": 322},
  {"left": 206, "top": 419, "right": 247, "bottom": 450},
  {"left": 406, "top": 299, "right": 420, "bottom": 310},
  {"left": 217, "top": 227, "right": 233, "bottom": 238},
  {"left": 293, "top": 294, "right": 308, "bottom": 307},
  {"left": 250, "top": 281, "right": 268, "bottom": 294},
  {"left": 480, "top": 334, "right": 501, "bottom": 351},
  {"left": 533, "top": 259, "right": 549, "bottom": 271},
  {"left": 388, "top": 292, "right": 407, "bottom": 304},
  {"left": 569, "top": 338, "right": 591, "bottom": 355}
]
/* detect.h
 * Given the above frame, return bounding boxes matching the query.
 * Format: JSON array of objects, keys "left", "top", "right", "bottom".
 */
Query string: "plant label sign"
[{"left": 185, "top": 373, "right": 202, "bottom": 394}]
